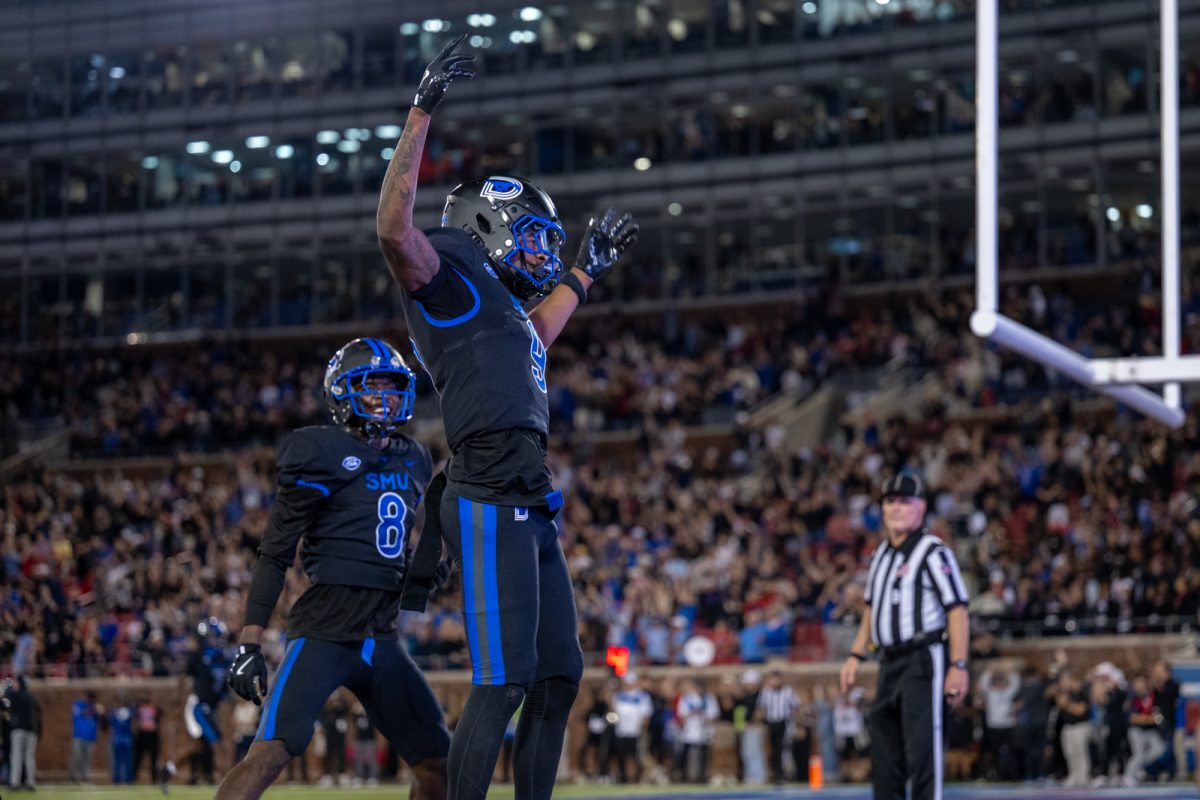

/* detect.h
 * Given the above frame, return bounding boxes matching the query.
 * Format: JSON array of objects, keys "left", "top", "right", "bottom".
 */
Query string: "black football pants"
[{"left": 868, "top": 642, "right": 945, "bottom": 800}]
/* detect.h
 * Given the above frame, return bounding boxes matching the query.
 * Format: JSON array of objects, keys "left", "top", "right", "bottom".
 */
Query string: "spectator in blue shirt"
[{"left": 68, "top": 691, "right": 101, "bottom": 783}]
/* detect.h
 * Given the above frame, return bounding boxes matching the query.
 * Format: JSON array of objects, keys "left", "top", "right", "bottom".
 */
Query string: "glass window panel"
[
  {"left": 939, "top": 69, "right": 977, "bottom": 135},
  {"left": 664, "top": 97, "right": 711, "bottom": 162},
  {"left": 1100, "top": 44, "right": 1149, "bottom": 117},
  {"left": 364, "top": 27, "right": 398, "bottom": 88},
  {"left": 278, "top": 247, "right": 313, "bottom": 327},
  {"left": 105, "top": 151, "right": 141, "bottom": 213},
  {"left": 69, "top": 53, "right": 105, "bottom": 117},
  {"left": 714, "top": 0, "right": 750, "bottom": 48},
  {"left": 1183, "top": 22, "right": 1200, "bottom": 110},
  {"left": 278, "top": 33, "right": 322, "bottom": 99},
  {"left": 100, "top": 266, "right": 139, "bottom": 337},
  {"left": 0, "top": 60, "right": 30, "bottom": 122},
  {"left": 530, "top": 9, "right": 570, "bottom": 70},
  {"left": 570, "top": 104, "right": 618, "bottom": 170},
  {"left": 28, "top": 262, "right": 61, "bottom": 342},
  {"left": 0, "top": 157, "right": 28, "bottom": 221},
  {"left": 233, "top": 39, "right": 275, "bottom": 103},
  {"left": 758, "top": 86, "right": 800, "bottom": 154},
  {"left": 143, "top": 244, "right": 185, "bottom": 333},
  {"left": 622, "top": 0, "right": 665, "bottom": 59},
  {"left": 667, "top": 0, "right": 708, "bottom": 54},
  {"left": 0, "top": 274, "right": 21, "bottom": 343},
  {"left": 105, "top": 51, "right": 142, "bottom": 113},
  {"left": 231, "top": 245, "right": 273, "bottom": 328},
  {"left": 802, "top": 197, "right": 843, "bottom": 282},
  {"left": 322, "top": 30, "right": 356, "bottom": 92},
  {"left": 183, "top": 146, "right": 230, "bottom": 206},
  {"left": 1002, "top": 158, "right": 1047, "bottom": 269},
  {"left": 481, "top": 14, "right": 523, "bottom": 76},
  {"left": 572, "top": 2, "right": 618, "bottom": 65},
  {"left": 665, "top": 216, "right": 710, "bottom": 297},
  {"left": 145, "top": 45, "right": 187, "bottom": 109},
  {"left": 144, "top": 151, "right": 183, "bottom": 209},
  {"left": 758, "top": 0, "right": 797, "bottom": 44},
  {"left": 31, "top": 158, "right": 64, "bottom": 219},
  {"left": 230, "top": 142, "right": 276, "bottom": 202},
  {"left": 619, "top": 93, "right": 666, "bottom": 166},
  {"left": 186, "top": 250, "right": 227, "bottom": 330},
  {"left": 30, "top": 58, "right": 66, "bottom": 119},
  {"left": 1099, "top": 158, "right": 1158, "bottom": 264},
  {"left": 532, "top": 110, "right": 569, "bottom": 175},
  {"left": 361, "top": 257, "right": 395, "bottom": 321},
  {"left": 66, "top": 156, "right": 102, "bottom": 216},
  {"left": 63, "top": 265, "right": 101, "bottom": 340},
  {"left": 891, "top": 186, "right": 936, "bottom": 279},
  {"left": 751, "top": 198, "right": 802, "bottom": 291},
  {"left": 1038, "top": 34, "right": 1097, "bottom": 125},
  {"left": 939, "top": 174, "right": 974, "bottom": 275},
  {"left": 998, "top": 58, "right": 1035, "bottom": 129},
  {"left": 843, "top": 73, "right": 887, "bottom": 145},
  {"left": 799, "top": 82, "right": 841, "bottom": 149},
  {"left": 317, "top": 144, "right": 357, "bottom": 197},
  {"left": 713, "top": 200, "right": 751, "bottom": 293},
  {"left": 711, "top": 92, "right": 752, "bottom": 158},
  {"left": 315, "top": 241, "right": 357, "bottom": 324},
  {"left": 839, "top": 200, "right": 888, "bottom": 283},
  {"left": 192, "top": 41, "right": 233, "bottom": 106},
  {"left": 278, "top": 137, "right": 314, "bottom": 199},
  {"left": 892, "top": 66, "right": 938, "bottom": 141}
]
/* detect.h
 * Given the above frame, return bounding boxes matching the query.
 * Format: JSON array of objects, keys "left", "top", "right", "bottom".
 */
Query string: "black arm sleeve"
[{"left": 243, "top": 484, "right": 324, "bottom": 628}]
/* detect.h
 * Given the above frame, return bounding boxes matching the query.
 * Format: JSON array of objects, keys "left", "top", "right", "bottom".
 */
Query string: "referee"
[{"left": 840, "top": 473, "right": 970, "bottom": 800}]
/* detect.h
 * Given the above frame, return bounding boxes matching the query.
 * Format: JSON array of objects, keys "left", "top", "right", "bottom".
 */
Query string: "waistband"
[{"left": 880, "top": 629, "right": 946, "bottom": 660}]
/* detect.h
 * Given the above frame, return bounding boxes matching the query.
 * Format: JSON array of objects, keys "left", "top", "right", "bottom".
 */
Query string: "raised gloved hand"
[
  {"left": 228, "top": 643, "right": 269, "bottom": 705},
  {"left": 412, "top": 34, "right": 476, "bottom": 114},
  {"left": 572, "top": 208, "right": 639, "bottom": 282}
]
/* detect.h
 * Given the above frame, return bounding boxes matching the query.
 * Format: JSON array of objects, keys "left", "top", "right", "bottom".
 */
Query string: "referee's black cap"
[{"left": 881, "top": 472, "right": 927, "bottom": 500}]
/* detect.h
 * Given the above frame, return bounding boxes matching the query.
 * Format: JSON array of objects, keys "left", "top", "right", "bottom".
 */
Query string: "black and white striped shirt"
[
  {"left": 864, "top": 529, "right": 968, "bottom": 649},
  {"left": 758, "top": 684, "right": 800, "bottom": 724}
]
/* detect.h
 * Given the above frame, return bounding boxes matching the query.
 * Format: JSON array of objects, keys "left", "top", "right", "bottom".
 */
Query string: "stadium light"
[
  {"left": 316, "top": 130, "right": 339, "bottom": 145},
  {"left": 337, "top": 140, "right": 361, "bottom": 153},
  {"left": 186, "top": 141, "right": 210, "bottom": 155},
  {"left": 245, "top": 135, "right": 270, "bottom": 149},
  {"left": 518, "top": 7, "right": 543, "bottom": 21},
  {"left": 375, "top": 125, "right": 401, "bottom": 139},
  {"left": 634, "top": 157, "right": 651, "bottom": 171},
  {"left": 141, "top": 156, "right": 159, "bottom": 169},
  {"left": 400, "top": 22, "right": 419, "bottom": 35},
  {"left": 229, "top": 160, "right": 242, "bottom": 173},
  {"left": 381, "top": 147, "right": 395, "bottom": 160},
  {"left": 316, "top": 153, "right": 330, "bottom": 166},
  {"left": 211, "top": 150, "right": 235, "bottom": 164},
  {"left": 274, "top": 144, "right": 295, "bottom": 159}
]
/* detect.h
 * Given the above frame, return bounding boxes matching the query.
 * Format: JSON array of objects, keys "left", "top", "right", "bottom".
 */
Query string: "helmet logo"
[
  {"left": 342, "top": 456, "right": 362, "bottom": 471},
  {"left": 480, "top": 177, "right": 523, "bottom": 203}
]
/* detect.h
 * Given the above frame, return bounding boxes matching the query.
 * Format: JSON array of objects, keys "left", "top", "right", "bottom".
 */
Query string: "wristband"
[
  {"left": 850, "top": 652, "right": 868, "bottom": 663},
  {"left": 951, "top": 659, "right": 968, "bottom": 670},
  {"left": 561, "top": 272, "right": 588, "bottom": 305}
]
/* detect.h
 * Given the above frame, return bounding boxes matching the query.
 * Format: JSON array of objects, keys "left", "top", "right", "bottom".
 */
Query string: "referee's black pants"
[{"left": 868, "top": 642, "right": 945, "bottom": 800}]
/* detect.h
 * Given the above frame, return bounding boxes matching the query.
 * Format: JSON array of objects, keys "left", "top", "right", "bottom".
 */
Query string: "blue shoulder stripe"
[
  {"left": 295, "top": 479, "right": 331, "bottom": 497},
  {"left": 417, "top": 267, "right": 481, "bottom": 328}
]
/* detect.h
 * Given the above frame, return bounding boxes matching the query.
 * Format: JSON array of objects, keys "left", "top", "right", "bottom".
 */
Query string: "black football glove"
[
  {"left": 412, "top": 34, "right": 476, "bottom": 114},
  {"left": 228, "top": 643, "right": 268, "bottom": 705},
  {"left": 431, "top": 560, "right": 453, "bottom": 598},
  {"left": 572, "top": 208, "right": 639, "bottom": 282}
]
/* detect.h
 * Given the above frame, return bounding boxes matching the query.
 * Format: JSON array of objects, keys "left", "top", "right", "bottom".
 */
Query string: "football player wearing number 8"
[
  {"left": 215, "top": 338, "right": 451, "bottom": 800},
  {"left": 376, "top": 33, "right": 638, "bottom": 800}
]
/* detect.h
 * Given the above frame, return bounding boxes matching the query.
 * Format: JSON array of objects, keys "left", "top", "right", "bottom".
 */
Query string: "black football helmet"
[
  {"left": 442, "top": 175, "right": 566, "bottom": 300},
  {"left": 324, "top": 338, "right": 416, "bottom": 439}
]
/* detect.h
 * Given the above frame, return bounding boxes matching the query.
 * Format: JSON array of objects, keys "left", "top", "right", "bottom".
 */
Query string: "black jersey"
[
  {"left": 399, "top": 227, "right": 553, "bottom": 506},
  {"left": 244, "top": 425, "right": 433, "bottom": 640}
]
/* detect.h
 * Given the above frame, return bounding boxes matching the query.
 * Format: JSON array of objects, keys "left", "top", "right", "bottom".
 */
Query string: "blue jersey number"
[
  {"left": 375, "top": 492, "right": 408, "bottom": 559},
  {"left": 526, "top": 320, "right": 548, "bottom": 393}
]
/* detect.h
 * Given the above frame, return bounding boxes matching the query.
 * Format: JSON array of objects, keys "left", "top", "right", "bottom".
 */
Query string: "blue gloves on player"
[
  {"left": 573, "top": 208, "right": 639, "bottom": 282},
  {"left": 229, "top": 643, "right": 269, "bottom": 705},
  {"left": 412, "top": 34, "right": 476, "bottom": 114}
]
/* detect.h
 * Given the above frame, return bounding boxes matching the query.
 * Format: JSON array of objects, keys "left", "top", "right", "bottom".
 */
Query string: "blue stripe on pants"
[
  {"left": 459, "top": 497, "right": 483, "bottom": 684},
  {"left": 482, "top": 503, "right": 506, "bottom": 684},
  {"left": 257, "top": 637, "right": 306, "bottom": 740}
]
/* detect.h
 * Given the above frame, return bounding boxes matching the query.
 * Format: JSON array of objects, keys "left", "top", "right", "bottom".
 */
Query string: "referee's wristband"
[
  {"left": 850, "top": 651, "right": 869, "bottom": 663},
  {"left": 560, "top": 271, "right": 588, "bottom": 305}
]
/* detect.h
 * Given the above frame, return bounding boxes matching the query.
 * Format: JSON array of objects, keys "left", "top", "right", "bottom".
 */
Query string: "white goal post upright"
[{"left": 969, "top": 0, "right": 1190, "bottom": 428}]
